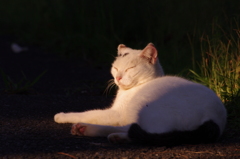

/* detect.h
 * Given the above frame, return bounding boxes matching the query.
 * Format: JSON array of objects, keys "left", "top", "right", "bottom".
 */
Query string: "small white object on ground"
[{"left": 11, "top": 43, "right": 28, "bottom": 53}]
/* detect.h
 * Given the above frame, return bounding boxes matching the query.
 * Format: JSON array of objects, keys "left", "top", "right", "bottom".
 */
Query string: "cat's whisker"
[
  {"left": 104, "top": 84, "right": 114, "bottom": 95},
  {"left": 108, "top": 81, "right": 117, "bottom": 93},
  {"left": 103, "top": 79, "right": 117, "bottom": 95}
]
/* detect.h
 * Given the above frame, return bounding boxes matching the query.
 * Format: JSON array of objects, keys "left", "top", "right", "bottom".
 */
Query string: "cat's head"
[{"left": 111, "top": 43, "right": 164, "bottom": 90}]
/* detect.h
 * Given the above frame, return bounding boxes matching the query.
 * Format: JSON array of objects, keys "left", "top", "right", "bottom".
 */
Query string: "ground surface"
[{"left": 0, "top": 36, "right": 240, "bottom": 159}]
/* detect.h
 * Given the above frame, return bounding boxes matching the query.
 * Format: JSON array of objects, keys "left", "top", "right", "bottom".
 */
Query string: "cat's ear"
[
  {"left": 140, "top": 43, "right": 158, "bottom": 64},
  {"left": 117, "top": 44, "right": 126, "bottom": 51},
  {"left": 117, "top": 44, "right": 126, "bottom": 56}
]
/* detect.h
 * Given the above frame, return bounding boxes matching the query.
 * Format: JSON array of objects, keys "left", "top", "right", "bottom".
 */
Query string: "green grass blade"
[
  {"left": 0, "top": 68, "right": 10, "bottom": 88},
  {"left": 27, "top": 70, "right": 47, "bottom": 88}
]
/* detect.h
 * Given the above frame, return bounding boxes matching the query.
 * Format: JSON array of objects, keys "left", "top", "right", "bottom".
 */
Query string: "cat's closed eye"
[
  {"left": 125, "top": 66, "right": 136, "bottom": 72},
  {"left": 113, "top": 67, "right": 118, "bottom": 71}
]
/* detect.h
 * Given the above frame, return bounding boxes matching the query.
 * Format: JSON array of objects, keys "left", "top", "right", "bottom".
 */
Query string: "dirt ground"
[{"left": 1, "top": 36, "right": 240, "bottom": 159}]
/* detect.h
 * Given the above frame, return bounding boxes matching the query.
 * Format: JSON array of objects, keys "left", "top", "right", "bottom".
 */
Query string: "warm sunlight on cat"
[{"left": 54, "top": 43, "right": 227, "bottom": 146}]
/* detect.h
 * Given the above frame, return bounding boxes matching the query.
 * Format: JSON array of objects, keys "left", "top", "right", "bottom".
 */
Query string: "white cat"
[{"left": 54, "top": 43, "right": 227, "bottom": 146}]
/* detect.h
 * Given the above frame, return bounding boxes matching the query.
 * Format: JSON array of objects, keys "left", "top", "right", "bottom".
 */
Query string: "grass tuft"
[
  {"left": 0, "top": 69, "right": 47, "bottom": 94},
  {"left": 190, "top": 18, "right": 240, "bottom": 128}
]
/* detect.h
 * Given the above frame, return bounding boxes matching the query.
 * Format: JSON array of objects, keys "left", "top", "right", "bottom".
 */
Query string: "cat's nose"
[{"left": 116, "top": 76, "right": 122, "bottom": 82}]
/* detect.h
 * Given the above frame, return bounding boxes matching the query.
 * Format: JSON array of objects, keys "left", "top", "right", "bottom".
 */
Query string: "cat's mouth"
[
  {"left": 118, "top": 84, "right": 132, "bottom": 90},
  {"left": 116, "top": 81, "right": 135, "bottom": 90}
]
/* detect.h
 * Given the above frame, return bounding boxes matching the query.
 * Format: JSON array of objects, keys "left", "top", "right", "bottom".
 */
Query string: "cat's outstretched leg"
[
  {"left": 54, "top": 109, "right": 121, "bottom": 125},
  {"left": 71, "top": 123, "right": 130, "bottom": 138}
]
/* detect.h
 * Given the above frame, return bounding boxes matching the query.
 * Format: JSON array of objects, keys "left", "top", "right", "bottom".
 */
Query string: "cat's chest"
[{"left": 112, "top": 89, "right": 138, "bottom": 109}]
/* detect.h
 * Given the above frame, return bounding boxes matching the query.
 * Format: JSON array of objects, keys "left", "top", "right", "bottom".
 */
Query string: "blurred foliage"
[
  {"left": 0, "top": 68, "right": 47, "bottom": 94},
  {"left": 0, "top": 0, "right": 240, "bottom": 73}
]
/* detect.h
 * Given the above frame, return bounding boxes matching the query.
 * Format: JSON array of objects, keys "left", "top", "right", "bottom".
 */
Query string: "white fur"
[{"left": 54, "top": 43, "right": 227, "bottom": 143}]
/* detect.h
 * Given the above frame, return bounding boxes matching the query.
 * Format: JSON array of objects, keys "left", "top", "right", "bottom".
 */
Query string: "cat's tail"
[{"left": 128, "top": 120, "right": 220, "bottom": 146}]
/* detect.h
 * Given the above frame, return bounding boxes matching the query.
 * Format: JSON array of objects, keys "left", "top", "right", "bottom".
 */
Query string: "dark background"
[{"left": 0, "top": 0, "right": 239, "bottom": 74}]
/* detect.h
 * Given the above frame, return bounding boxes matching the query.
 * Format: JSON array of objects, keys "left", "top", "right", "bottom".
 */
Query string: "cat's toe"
[
  {"left": 108, "top": 133, "right": 131, "bottom": 144},
  {"left": 54, "top": 112, "right": 65, "bottom": 123},
  {"left": 71, "top": 123, "right": 86, "bottom": 136},
  {"left": 108, "top": 134, "right": 121, "bottom": 144}
]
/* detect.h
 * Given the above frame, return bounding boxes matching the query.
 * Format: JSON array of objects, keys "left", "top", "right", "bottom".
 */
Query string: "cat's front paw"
[
  {"left": 71, "top": 123, "right": 86, "bottom": 136},
  {"left": 54, "top": 112, "right": 67, "bottom": 123}
]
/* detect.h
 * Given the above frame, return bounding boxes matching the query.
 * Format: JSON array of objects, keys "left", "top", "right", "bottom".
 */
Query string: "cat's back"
[
  {"left": 140, "top": 75, "right": 215, "bottom": 97},
  {"left": 134, "top": 75, "right": 225, "bottom": 114}
]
